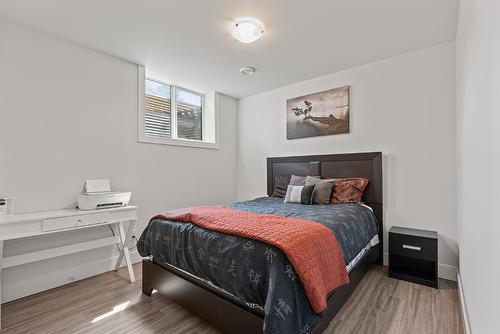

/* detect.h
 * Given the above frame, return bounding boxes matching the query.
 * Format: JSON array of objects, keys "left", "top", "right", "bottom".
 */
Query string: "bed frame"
[{"left": 142, "top": 152, "right": 383, "bottom": 333}]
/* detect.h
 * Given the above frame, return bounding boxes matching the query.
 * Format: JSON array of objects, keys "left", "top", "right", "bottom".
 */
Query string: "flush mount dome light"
[{"left": 231, "top": 17, "right": 264, "bottom": 44}]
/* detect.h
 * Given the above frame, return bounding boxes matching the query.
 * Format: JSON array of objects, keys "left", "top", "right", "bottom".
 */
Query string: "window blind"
[{"left": 144, "top": 93, "right": 171, "bottom": 138}]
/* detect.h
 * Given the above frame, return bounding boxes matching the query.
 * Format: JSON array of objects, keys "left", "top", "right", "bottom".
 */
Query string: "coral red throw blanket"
[{"left": 150, "top": 206, "right": 349, "bottom": 313}]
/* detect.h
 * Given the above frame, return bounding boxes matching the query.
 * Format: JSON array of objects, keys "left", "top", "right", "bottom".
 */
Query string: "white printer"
[{"left": 77, "top": 179, "right": 131, "bottom": 211}]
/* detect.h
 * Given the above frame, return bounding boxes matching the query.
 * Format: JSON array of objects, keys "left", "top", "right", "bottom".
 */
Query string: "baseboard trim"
[
  {"left": 457, "top": 270, "right": 472, "bottom": 334},
  {"left": 2, "top": 250, "right": 143, "bottom": 303},
  {"left": 438, "top": 263, "right": 458, "bottom": 281},
  {"left": 383, "top": 252, "right": 457, "bottom": 281}
]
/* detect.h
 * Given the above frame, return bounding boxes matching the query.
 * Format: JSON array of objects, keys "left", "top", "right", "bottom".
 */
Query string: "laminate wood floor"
[{"left": 0, "top": 263, "right": 463, "bottom": 334}]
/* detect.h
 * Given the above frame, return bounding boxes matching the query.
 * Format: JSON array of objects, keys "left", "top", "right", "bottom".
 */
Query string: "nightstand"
[{"left": 388, "top": 226, "right": 438, "bottom": 288}]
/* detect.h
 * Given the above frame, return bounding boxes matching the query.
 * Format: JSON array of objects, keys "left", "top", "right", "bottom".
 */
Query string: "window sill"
[{"left": 138, "top": 136, "right": 219, "bottom": 149}]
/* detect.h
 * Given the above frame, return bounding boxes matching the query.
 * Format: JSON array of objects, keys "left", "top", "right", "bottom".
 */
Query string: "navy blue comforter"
[{"left": 137, "top": 197, "right": 378, "bottom": 333}]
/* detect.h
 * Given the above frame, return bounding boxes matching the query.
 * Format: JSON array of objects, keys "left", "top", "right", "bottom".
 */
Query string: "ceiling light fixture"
[
  {"left": 231, "top": 17, "right": 264, "bottom": 44},
  {"left": 240, "top": 66, "right": 256, "bottom": 75}
]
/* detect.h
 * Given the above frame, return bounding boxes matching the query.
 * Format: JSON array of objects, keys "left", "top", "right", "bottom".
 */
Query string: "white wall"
[
  {"left": 456, "top": 0, "right": 500, "bottom": 332},
  {"left": 0, "top": 17, "right": 465, "bottom": 306},
  {"left": 0, "top": 21, "right": 238, "bottom": 302},
  {"left": 238, "top": 43, "right": 458, "bottom": 280}
]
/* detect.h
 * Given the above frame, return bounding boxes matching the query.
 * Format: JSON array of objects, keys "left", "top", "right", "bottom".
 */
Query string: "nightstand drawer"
[{"left": 389, "top": 233, "right": 437, "bottom": 261}]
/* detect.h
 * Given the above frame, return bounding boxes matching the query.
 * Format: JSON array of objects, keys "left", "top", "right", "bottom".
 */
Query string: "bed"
[{"left": 139, "top": 152, "right": 383, "bottom": 333}]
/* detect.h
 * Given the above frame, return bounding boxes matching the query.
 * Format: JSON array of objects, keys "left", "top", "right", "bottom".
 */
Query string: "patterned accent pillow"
[
  {"left": 284, "top": 185, "right": 315, "bottom": 205},
  {"left": 330, "top": 178, "right": 370, "bottom": 204},
  {"left": 272, "top": 175, "right": 291, "bottom": 198},
  {"left": 305, "top": 176, "right": 335, "bottom": 205}
]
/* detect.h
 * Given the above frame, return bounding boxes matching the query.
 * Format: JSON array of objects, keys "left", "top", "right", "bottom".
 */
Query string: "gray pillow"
[
  {"left": 289, "top": 174, "right": 320, "bottom": 186},
  {"left": 304, "top": 175, "right": 322, "bottom": 186},
  {"left": 283, "top": 185, "right": 315, "bottom": 204},
  {"left": 305, "top": 176, "right": 335, "bottom": 205},
  {"left": 289, "top": 175, "right": 307, "bottom": 186}
]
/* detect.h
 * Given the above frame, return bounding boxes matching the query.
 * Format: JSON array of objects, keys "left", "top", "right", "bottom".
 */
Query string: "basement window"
[{"left": 138, "top": 66, "right": 219, "bottom": 149}]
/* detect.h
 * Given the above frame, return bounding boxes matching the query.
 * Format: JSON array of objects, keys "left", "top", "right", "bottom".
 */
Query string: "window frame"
[{"left": 138, "top": 66, "right": 219, "bottom": 149}]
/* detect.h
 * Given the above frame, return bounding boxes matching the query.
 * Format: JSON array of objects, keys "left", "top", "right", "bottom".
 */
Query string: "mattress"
[{"left": 138, "top": 197, "right": 379, "bottom": 334}]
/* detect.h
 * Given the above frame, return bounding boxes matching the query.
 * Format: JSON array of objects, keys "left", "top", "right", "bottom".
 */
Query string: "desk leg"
[
  {"left": 0, "top": 240, "right": 4, "bottom": 329},
  {"left": 114, "top": 221, "right": 136, "bottom": 283}
]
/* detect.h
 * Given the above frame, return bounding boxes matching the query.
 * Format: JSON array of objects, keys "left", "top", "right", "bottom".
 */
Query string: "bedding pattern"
[
  {"left": 138, "top": 197, "right": 378, "bottom": 334},
  {"left": 147, "top": 206, "right": 349, "bottom": 313}
]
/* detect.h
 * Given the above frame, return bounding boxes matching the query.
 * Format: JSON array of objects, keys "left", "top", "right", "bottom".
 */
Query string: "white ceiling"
[{"left": 0, "top": 0, "right": 459, "bottom": 98}]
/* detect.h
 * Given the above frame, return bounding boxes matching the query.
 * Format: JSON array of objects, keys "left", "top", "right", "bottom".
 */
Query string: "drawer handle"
[
  {"left": 402, "top": 244, "right": 421, "bottom": 251},
  {"left": 77, "top": 219, "right": 82, "bottom": 223}
]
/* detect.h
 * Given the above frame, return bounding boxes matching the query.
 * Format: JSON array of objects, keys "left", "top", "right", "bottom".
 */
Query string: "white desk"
[{"left": 0, "top": 205, "right": 138, "bottom": 329}]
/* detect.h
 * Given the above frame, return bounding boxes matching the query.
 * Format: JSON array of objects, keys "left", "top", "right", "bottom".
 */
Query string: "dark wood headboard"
[{"left": 267, "top": 152, "right": 383, "bottom": 264}]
